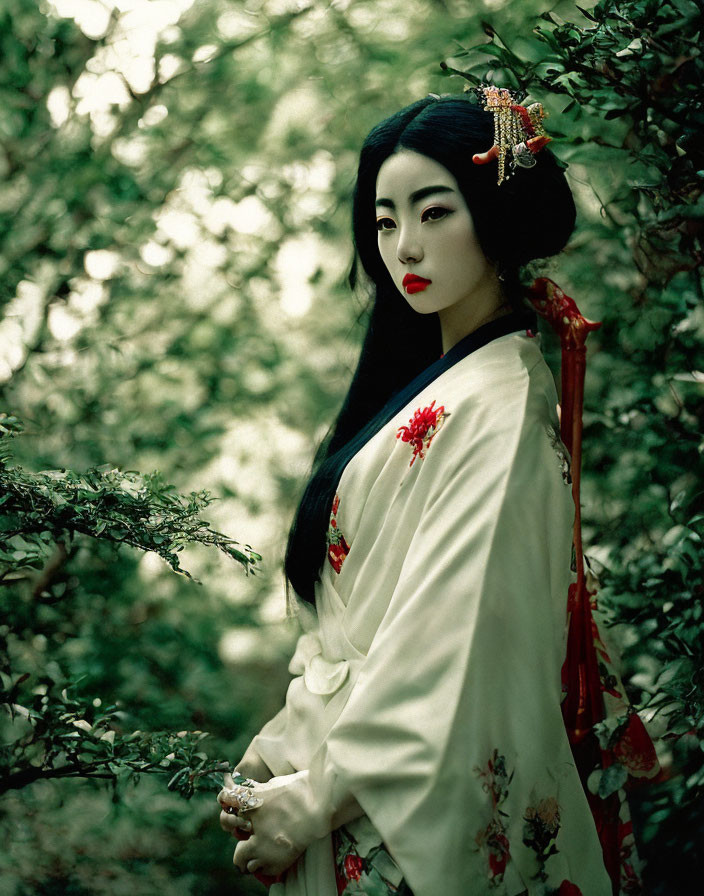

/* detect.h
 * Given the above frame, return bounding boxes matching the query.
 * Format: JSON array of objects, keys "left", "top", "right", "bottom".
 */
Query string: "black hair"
[{"left": 283, "top": 93, "right": 577, "bottom": 606}]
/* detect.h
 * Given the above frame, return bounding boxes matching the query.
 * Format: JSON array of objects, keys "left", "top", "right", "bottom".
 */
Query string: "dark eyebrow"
[{"left": 375, "top": 185, "right": 455, "bottom": 209}]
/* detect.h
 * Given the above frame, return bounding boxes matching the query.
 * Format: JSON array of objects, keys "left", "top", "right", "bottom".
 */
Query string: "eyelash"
[{"left": 376, "top": 206, "right": 451, "bottom": 232}]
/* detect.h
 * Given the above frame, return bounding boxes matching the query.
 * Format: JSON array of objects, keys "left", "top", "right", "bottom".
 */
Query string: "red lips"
[{"left": 402, "top": 273, "right": 432, "bottom": 294}]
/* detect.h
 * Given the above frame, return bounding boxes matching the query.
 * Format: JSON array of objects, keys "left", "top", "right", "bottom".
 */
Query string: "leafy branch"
[
  {"left": 441, "top": 0, "right": 703, "bottom": 285},
  {"left": 0, "top": 414, "right": 261, "bottom": 584},
  {"left": 0, "top": 413, "right": 257, "bottom": 797},
  {"left": 1, "top": 677, "right": 230, "bottom": 799}
]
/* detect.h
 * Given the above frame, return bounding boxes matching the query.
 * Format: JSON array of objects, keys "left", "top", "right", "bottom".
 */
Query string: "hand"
[
  {"left": 234, "top": 745, "right": 274, "bottom": 783},
  {"left": 218, "top": 772, "right": 284, "bottom": 887},
  {"left": 218, "top": 772, "right": 255, "bottom": 837},
  {"left": 230, "top": 771, "right": 330, "bottom": 879}
]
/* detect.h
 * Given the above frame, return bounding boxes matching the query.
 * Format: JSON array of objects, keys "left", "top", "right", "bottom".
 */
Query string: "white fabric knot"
[{"left": 288, "top": 631, "right": 350, "bottom": 696}]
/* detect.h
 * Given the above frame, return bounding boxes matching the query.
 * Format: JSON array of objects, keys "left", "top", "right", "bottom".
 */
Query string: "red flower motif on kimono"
[
  {"left": 557, "top": 881, "right": 583, "bottom": 896},
  {"left": 474, "top": 750, "right": 514, "bottom": 882},
  {"left": 612, "top": 712, "right": 660, "bottom": 777},
  {"left": 396, "top": 399, "right": 449, "bottom": 467},
  {"left": 487, "top": 825, "right": 511, "bottom": 878},
  {"left": 327, "top": 493, "right": 350, "bottom": 574},
  {"left": 343, "top": 854, "right": 363, "bottom": 881},
  {"left": 617, "top": 816, "right": 641, "bottom": 890},
  {"left": 619, "top": 857, "right": 643, "bottom": 895}
]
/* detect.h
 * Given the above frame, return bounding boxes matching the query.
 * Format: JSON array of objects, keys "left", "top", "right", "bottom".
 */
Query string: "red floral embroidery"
[
  {"left": 327, "top": 493, "right": 350, "bottom": 574},
  {"left": 557, "top": 881, "right": 583, "bottom": 896},
  {"left": 343, "top": 854, "right": 363, "bottom": 881},
  {"left": 590, "top": 610, "right": 659, "bottom": 779},
  {"left": 474, "top": 749, "right": 513, "bottom": 883},
  {"left": 480, "top": 821, "right": 511, "bottom": 879},
  {"left": 332, "top": 826, "right": 408, "bottom": 895},
  {"left": 612, "top": 711, "right": 660, "bottom": 775},
  {"left": 396, "top": 399, "right": 449, "bottom": 467}
]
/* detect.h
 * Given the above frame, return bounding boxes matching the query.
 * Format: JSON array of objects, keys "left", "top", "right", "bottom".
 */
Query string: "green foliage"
[
  {"left": 0, "top": 416, "right": 260, "bottom": 582},
  {"left": 0, "top": 0, "right": 701, "bottom": 891},
  {"left": 1, "top": 412, "right": 261, "bottom": 811},
  {"left": 1, "top": 676, "right": 227, "bottom": 800}
]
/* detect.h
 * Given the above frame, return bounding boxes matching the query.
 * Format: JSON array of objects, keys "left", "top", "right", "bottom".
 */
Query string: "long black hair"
[{"left": 283, "top": 93, "right": 577, "bottom": 606}]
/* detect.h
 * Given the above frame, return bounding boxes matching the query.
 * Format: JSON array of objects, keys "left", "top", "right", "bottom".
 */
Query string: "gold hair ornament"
[{"left": 468, "top": 85, "right": 552, "bottom": 186}]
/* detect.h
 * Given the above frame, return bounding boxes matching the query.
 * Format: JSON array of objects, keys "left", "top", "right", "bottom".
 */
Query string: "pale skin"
[
  {"left": 375, "top": 148, "right": 509, "bottom": 354},
  {"left": 218, "top": 748, "right": 364, "bottom": 876},
  {"left": 218, "top": 149, "right": 509, "bottom": 879}
]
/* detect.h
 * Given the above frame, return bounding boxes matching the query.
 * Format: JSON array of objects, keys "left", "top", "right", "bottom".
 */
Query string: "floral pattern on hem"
[
  {"left": 473, "top": 749, "right": 585, "bottom": 896},
  {"left": 396, "top": 400, "right": 449, "bottom": 467},
  {"left": 473, "top": 748, "right": 513, "bottom": 885},
  {"left": 327, "top": 493, "right": 350, "bottom": 574},
  {"left": 522, "top": 796, "right": 561, "bottom": 882},
  {"left": 332, "top": 823, "right": 413, "bottom": 895}
]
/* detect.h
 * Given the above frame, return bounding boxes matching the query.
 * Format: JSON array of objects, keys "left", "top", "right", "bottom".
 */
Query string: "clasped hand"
[{"left": 218, "top": 769, "right": 328, "bottom": 878}]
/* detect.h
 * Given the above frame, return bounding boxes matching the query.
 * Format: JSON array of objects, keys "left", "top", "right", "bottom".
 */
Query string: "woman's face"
[{"left": 375, "top": 149, "right": 499, "bottom": 322}]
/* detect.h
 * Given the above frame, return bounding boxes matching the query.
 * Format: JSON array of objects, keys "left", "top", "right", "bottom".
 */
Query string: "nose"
[{"left": 396, "top": 224, "right": 423, "bottom": 265}]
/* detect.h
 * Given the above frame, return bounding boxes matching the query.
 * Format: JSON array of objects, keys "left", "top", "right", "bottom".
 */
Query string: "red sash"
[{"left": 527, "top": 278, "right": 661, "bottom": 895}]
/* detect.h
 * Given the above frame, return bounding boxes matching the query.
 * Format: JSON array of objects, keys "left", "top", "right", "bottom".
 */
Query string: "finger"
[
  {"left": 217, "top": 788, "right": 235, "bottom": 808},
  {"left": 219, "top": 809, "right": 252, "bottom": 834},
  {"left": 218, "top": 788, "right": 245, "bottom": 811},
  {"left": 218, "top": 783, "right": 263, "bottom": 812},
  {"left": 233, "top": 836, "right": 256, "bottom": 873},
  {"left": 246, "top": 859, "right": 262, "bottom": 874},
  {"left": 232, "top": 827, "right": 252, "bottom": 842},
  {"left": 223, "top": 771, "right": 235, "bottom": 790}
]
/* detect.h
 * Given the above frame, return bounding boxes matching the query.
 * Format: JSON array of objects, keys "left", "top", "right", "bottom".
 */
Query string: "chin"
[
  {"left": 399, "top": 291, "right": 439, "bottom": 315},
  {"left": 405, "top": 300, "right": 440, "bottom": 315}
]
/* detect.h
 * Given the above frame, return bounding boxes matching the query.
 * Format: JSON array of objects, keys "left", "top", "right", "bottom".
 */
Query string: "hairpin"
[{"left": 469, "top": 85, "right": 552, "bottom": 185}]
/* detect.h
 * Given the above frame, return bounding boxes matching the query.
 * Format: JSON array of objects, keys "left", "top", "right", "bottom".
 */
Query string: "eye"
[
  {"left": 376, "top": 216, "right": 396, "bottom": 232},
  {"left": 421, "top": 206, "right": 450, "bottom": 223}
]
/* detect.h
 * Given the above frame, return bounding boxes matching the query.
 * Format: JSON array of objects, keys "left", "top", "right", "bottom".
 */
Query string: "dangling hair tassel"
[{"left": 468, "top": 84, "right": 553, "bottom": 185}]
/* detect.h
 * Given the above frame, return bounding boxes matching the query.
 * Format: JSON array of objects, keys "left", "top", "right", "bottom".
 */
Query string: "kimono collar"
[
  {"left": 351, "top": 306, "right": 537, "bottom": 459},
  {"left": 436, "top": 307, "right": 537, "bottom": 367}
]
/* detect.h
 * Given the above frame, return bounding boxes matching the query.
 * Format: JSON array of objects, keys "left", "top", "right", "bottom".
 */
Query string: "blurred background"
[{"left": 1, "top": 0, "right": 702, "bottom": 893}]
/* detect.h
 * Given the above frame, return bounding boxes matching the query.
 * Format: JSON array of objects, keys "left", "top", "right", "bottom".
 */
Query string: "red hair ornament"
[{"left": 470, "top": 84, "right": 552, "bottom": 185}]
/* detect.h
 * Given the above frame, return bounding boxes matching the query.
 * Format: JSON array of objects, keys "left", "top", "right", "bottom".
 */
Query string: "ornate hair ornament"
[{"left": 468, "top": 84, "right": 553, "bottom": 186}]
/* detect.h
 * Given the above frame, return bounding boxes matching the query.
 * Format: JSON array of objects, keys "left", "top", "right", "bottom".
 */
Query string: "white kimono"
[{"left": 249, "top": 328, "right": 612, "bottom": 896}]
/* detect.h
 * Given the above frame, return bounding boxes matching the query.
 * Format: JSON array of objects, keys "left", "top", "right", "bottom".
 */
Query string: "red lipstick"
[{"left": 402, "top": 273, "right": 432, "bottom": 294}]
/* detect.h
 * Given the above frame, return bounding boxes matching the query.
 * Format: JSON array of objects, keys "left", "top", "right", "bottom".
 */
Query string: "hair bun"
[{"left": 496, "top": 153, "right": 577, "bottom": 267}]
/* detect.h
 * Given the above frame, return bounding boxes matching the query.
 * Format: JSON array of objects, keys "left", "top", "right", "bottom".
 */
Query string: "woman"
[{"left": 217, "top": 92, "right": 613, "bottom": 896}]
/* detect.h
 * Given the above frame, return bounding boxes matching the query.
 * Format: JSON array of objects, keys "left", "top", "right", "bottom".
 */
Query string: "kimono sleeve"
[{"left": 306, "top": 364, "right": 611, "bottom": 896}]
